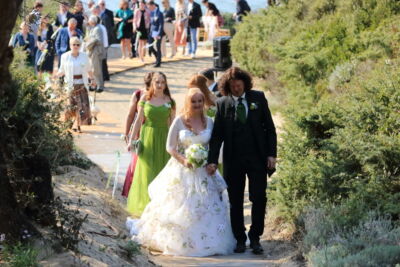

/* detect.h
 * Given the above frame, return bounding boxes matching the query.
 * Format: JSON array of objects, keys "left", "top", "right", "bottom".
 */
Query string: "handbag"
[{"left": 131, "top": 139, "right": 143, "bottom": 155}]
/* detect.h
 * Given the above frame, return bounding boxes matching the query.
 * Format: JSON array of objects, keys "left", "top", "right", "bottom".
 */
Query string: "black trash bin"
[{"left": 213, "top": 36, "right": 232, "bottom": 72}]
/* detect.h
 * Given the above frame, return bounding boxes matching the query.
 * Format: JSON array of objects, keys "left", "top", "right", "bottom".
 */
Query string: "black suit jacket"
[
  {"left": 101, "top": 9, "right": 116, "bottom": 45},
  {"left": 236, "top": 0, "right": 251, "bottom": 22},
  {"left": 55, "top": 12, "right": 74, "bottom": 28},
  {"left": 188, "top": 2, "right": 202, "bottom": 28},
  {"left": 208, "top": 90, "right": 277, "bottom": 167}
]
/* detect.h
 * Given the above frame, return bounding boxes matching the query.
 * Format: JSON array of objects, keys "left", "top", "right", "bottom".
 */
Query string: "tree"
[{"left": 0, "top": 0, "right": 32, "bottom": 241}]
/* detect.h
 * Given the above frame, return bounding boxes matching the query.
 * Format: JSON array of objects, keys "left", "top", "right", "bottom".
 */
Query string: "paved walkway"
[{"left": 74, "top": 54, "right": 298, "bottom": 266}]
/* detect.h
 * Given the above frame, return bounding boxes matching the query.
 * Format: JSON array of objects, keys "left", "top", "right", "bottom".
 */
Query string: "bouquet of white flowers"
[{"left": 185, "top": 144, "right": 208, "bottom": 169}]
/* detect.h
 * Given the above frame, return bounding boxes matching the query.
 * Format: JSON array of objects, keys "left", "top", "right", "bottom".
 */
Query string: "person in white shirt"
[{"left": 58, "top": 37, "right": 95, "bottom": 132}]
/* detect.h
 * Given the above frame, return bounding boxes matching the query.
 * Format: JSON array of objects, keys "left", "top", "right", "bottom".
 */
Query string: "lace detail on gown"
[{"left": 126, "top": 116, "right": 235, "bottom": 257}]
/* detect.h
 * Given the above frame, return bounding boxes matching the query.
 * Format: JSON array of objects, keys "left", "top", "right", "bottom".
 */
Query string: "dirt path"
[{"left": 74, "top": 58, "right": 300, "bottom": 266}]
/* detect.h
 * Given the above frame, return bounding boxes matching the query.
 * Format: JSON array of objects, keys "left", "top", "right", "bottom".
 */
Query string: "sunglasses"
[{"left": 72, "top": 44, "right": 81, "bottom": 47}]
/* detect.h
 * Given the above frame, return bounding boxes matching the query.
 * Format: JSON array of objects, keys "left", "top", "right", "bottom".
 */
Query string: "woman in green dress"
[{"left": 127, "top": 72, "right": 176, "bottom": 216}]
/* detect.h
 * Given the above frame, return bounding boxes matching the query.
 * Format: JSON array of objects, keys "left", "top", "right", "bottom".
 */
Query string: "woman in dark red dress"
[{"left": 122, "top": 72, "right": 154, "bottom": 197}]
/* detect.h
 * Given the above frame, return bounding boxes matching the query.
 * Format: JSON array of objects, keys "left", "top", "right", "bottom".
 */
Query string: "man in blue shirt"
[
  {"left": 55, "top": 18, "right": 83, "bottom": 67},
  {"left": 147, "top": 1, "right": 164, "bottom": 67}
]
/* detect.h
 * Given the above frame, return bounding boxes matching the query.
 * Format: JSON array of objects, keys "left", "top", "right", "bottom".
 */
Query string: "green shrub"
[
  {"left": 4, "top": 48, "right": 75, "bottom": 169},
  {"left": 302, "top": 207, "right": 400, "bottom": 266},
  {"left": 1, "top": 242, "right": 39, "bottom": 267}
]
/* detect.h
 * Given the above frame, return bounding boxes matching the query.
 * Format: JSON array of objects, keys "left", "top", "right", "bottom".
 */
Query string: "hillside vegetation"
[{"left": 231, "top": 0, "right": 400, "bottom": 265}]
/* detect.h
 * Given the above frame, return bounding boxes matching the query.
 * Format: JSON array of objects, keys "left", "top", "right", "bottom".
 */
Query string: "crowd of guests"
[
  {"left": 10, "top": 0, "right": 251, "bottom": 133},
  {"left": 12, "top": 0, "right": 252, "bottom": 71}
]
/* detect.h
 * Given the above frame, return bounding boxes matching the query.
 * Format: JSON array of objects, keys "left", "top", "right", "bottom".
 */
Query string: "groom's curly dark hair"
[{"left": 218, "top": 67, "right": 253, "bottom": 96}]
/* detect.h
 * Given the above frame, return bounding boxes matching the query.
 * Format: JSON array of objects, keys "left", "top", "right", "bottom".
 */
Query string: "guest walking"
[
  {"left": 174, "top": 0, "right": 188, "bottom": 56},
  {"left": 127, "top": 72, "right": 176, "bottom": 216},
  {"left": 115, "top": 0, "right": 134, "bottom": 59},
  {"left": 133, "top": 0, "right": 150, "bottom": 62},
  {"left": 35, "top": 15, "right": 55, "bottom": 76},
  {"left": 187, "top": 0, "right": 202, "bottom": 58},
  {"left": 147, "top": 1, "right": 164, "bottom": 67},
  {"left": 161, "top": 0, "right": 175, "bottom": 58},
  {"left": 13, "top": 22, "right": 36, "bottom": 66},
  {"left": 188, "top": 74, "right": 216, "bottom": 117},
  {"left": 55, "top": 2, "right": 74, "bottom": 29},
  {"left": 129, "top": 0, "right": 140, "bottom": 58},
  {"left": 200, "top": 68, "right": 219, "bottom": 94},
  {"left": 99, "top": 0, "right": 115, "bottom": 81},
  {"left": 234, "top": 0, "right": 251, "bottom": 23},
  {"left": 122, "top": 72, "right": 154, "bottom": 197},
  {"left": 55, "top": 18, "right": 83, "bottom": 67},
  {"left": 86, "top": 15, "right": 106, "bottom": 93},
  {"left": 99, "top": 0, "right": 116, "bottom": 45},
  {"left": 72, "top": 1, "right": 85, "bottom": 33},
  {"left": 58, "top": 37, "right": 95, "bottom": 133},
  {"left": 28, "top": 1, "right": 44, "bottom": 46}
]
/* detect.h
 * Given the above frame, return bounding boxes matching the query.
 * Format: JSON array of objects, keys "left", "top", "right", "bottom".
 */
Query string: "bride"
[{"left": 126, "top": 88, "right": 235, "bottom": 257}]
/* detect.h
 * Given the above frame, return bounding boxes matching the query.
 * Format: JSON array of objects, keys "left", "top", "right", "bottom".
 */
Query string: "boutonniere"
[
  {"left": 164, "top": 102, "right": 172, "bottom": 109},
  {"left": 250, "top": 102, "right": 258, "bottom": 110}
]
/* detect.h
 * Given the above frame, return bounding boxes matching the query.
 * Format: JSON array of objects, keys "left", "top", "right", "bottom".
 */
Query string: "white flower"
[
  {"left": 164, "top": 102, "right": 172, "bottom": 109},
  {"left": 185, "top": 144, "right": 208, "bottom": 169},
  {"left": 0, "top": 234, "right": 5, "bottom": 242},
  {"left": 250, "top": 102, "right": 258, "bottom": 110}
]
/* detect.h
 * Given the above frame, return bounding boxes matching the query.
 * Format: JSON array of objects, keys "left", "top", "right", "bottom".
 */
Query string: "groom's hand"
[
  {"left": 206, "top": 164, "right": 217, "bottom": 175},
  {"left": 267, "top": 157, "right": 277, "bottom": 170}
]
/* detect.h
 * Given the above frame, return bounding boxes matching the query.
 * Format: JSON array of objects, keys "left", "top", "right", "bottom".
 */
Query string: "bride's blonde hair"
[{"left": 182, "top": 88, "right": 207, "bottom": 131}]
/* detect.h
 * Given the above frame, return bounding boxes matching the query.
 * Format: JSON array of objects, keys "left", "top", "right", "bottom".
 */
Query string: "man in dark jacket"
[
  {"left": 235, "top": 0, "right": 251, "bottom": 22},
  {"left": 55, "top": 2, "right": 74, "bottom": 28},
  {"left": 55, "top": 18, "right": 83, "bottom": 67},
  {"left": 207, "top": 67, "right": 277, "bottom": 255},
  {"left": 98, "top": 0, "right": 115, "bottom": 81},
  {"left": 187, "top": 0, "right": 202, "bottom": 58},
  {"left": 147, "top": 1, "right": 164, "bottom": 67}
]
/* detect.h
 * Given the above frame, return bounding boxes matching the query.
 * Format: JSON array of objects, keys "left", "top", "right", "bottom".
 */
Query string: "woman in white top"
[
  {"left": 58, "top": 37, "right": 95, "bottom": 133},
  {"left": 127, "top": 88, "right": 235, "bottom": 257}
]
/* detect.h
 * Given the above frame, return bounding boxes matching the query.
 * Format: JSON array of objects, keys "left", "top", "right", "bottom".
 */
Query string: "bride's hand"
[{"left": 183, "top": 159, "right": 193, "bottom": 169}]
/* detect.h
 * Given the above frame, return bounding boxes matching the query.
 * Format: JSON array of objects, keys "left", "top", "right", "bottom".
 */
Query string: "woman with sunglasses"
[{"left": 58, "top": 37, "right": 95, "bottom": 133}]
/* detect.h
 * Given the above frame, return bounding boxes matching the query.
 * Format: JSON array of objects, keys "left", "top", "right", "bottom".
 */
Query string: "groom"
[{"left": 207, "top": 67, "right": 277, "bottom": 254}]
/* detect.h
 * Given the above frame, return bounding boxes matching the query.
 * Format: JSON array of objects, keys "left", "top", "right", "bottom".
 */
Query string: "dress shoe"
[
  {"left": 153, "top": 64, "right": 161, "bottom": 68},
  {"left": 96, "top": 88, "right": 104, "bottom": 93},
  {"left": 234, "top": 242, "right": 246, "bottom": 253},
  {"left": 89, "top": 86, "right": 96, "bottom": 92},
  {"left": 250, "top": 241, "right": 264, "bottom": 255}
]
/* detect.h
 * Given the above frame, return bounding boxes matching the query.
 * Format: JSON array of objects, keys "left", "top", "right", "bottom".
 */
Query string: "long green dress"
[{"left": 127, "top": 101, "right": 172, "bottom": 216}]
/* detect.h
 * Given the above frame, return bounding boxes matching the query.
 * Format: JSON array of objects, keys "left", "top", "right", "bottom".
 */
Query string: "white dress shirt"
[
  {"left": 188, "top": 2, "right": 193, "bottom": 15},
  {"left": 232, "top": 93, "right": 248, "bottom": 117}
]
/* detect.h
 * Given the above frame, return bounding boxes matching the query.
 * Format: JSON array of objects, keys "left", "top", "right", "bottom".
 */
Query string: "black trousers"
[
  {"left": 224, "top": 154, "right": 267, "bottom": 243},
  {"left": 130, "top": 32, "right": 137, "bottom": 57},
  {"left": 102, "top": 48, "right": 110, "bottom": 81},
  {"left": 148, "top": 36, "right": 162, "bottom": 65}
]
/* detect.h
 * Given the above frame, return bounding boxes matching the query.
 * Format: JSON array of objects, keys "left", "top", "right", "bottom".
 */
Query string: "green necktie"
[{"left": 236, "top": 97, "right": 246, "bottom": 124}]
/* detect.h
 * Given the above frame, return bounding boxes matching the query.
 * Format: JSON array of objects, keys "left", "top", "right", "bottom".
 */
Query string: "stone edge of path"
[{"left": 108, "top": 54, "right": 213, "bottom": 76}]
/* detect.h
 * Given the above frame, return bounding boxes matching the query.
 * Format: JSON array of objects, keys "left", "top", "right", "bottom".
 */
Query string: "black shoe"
[
  {"left": 89, "top": 86, "right": 96, "bottom": 92},
  {"left": 234, "top": 242, "right": 246, "bottom": 253},
  {"left": 250, "top": 241, "right": 264, "bottom": 255},
  {"left": 96, "top": 88, "right": 104, "bottom": 93},
  {"left": 153, "top": 64, "right": 161, "bottom": 68}
]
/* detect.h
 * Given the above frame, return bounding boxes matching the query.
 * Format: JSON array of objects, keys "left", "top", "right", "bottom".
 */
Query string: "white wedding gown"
[{"left": 126, "top": 116, "right": 235, "bottom": 257}]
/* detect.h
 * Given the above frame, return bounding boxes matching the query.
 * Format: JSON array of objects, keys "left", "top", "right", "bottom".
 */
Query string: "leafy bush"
[
  {"left": 301, "top": 207, "right": 400, "bottom": 266},
  {"left": 232, "top": 0, "right": 400, "bottom": 223},
  {"left": 1, "top": 242, "right": 39, "bottom": 267},
  {"left": 6, "top": 48, "right": 75, "bottom": 169}
]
